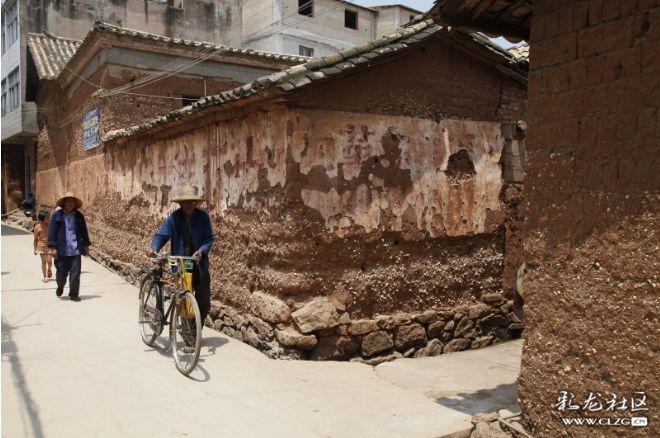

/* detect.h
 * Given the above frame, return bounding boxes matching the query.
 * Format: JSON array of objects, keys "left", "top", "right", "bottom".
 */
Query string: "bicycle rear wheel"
[
  {"left": 170, "top": 291, "right": 201, "bottom": 375},
  {"left": 138, "top": 277, "right": 163, "bottom": 346}
]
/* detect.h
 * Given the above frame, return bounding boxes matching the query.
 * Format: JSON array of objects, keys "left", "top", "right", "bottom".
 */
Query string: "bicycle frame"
[
  {"left": 139, "top": 255, "right": 197, "bottom": 326},
  {"left": 139, "top": 254, "right": 202, "bottom": 375}
]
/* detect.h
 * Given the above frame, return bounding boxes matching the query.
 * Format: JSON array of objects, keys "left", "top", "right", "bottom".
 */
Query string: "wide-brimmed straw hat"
[
  {"left": 56, "top": 191, "right": 83, "bottom": 209},
  {"left": 170, "top": 184, "right": 206, "bottom": 203}
]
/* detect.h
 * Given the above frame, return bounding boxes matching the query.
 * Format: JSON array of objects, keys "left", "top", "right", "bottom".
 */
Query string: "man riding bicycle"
[{"left": 147, "top": 184, "right": 215, "bottom": 336}]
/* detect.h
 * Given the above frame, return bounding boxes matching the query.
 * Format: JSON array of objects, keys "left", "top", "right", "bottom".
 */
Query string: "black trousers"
[
  {"left": 55, "top": 255, "right": 81, "bottom": 297},
  {"left": 193, "top": 269, "right": 211, "bottom": 325}
]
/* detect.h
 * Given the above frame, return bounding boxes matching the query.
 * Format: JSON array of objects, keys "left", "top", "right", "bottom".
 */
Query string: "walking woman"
[{"left": 33, "top": 210, "right": 53, "bottom": 282}]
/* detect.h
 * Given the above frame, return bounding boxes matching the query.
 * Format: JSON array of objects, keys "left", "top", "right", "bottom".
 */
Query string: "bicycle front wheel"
[
  {"left": 138, "top": 277, "right": 163, "bottom": 347},
  {"left": 170, "top": 291, "right": 201, "bottom": 375}
]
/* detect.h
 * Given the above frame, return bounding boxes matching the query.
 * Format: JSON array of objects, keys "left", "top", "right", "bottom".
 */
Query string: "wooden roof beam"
[{"left": 471, "top": 0, "right": 497, "bottom": 21}]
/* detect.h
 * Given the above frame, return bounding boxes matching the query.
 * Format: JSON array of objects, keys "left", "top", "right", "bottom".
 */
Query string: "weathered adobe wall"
[
  {"left": 39, "top": 104, "right": 521, "bottom": 361},
  {"left": 292, "top": 35, "right": 527, "bottom": 123},
  {"left": 520, "top": 1, "right": 659, "bottom": 436},
  {"left": 36, "top": 62, "right": 246, "bottom": 187}
]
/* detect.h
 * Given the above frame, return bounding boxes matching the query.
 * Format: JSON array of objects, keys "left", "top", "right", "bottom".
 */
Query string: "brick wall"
[
  {"left": 295, "top": 35, "right": 527, "bottom": 123},
  {"left": 520, "top": 1, "right": 659, "bottom": 436},
  {"left": 36, "top": 64, "right": 244, "bottom": 177}
]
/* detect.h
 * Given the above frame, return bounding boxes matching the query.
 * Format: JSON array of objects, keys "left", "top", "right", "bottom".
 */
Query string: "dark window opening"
[
  {"left": 298, "top": 0, "right": 313, "bottom": 17},
  {"left": 345, "top": 10, "right": 357, "bottom": 29},
  {"left": 181, "top": 95, "right": 201, "bottom": 107},
  {"left": 299, "top": 46, "right": 314, "bottom": 57}
]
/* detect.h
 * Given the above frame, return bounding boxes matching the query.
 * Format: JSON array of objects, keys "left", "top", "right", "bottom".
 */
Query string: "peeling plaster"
[
  {"left": 294, "top": 111, "right": 504, "bottom": 237},
  {"left": 37, "top": 108, "right": 504, "bottom": 239}
]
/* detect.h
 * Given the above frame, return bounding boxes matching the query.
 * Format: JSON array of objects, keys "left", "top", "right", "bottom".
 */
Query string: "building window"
[
  {"left": 181, "top": 95, "right": 201, "bottom": 107},
  {"left": 299, "top": 46, "right": 314, "bottom": 57},
  {"left": 1, "top": 79, "right": 7, "bottom": 116},
  {"left": 345, "top": 10, "right": 357, "bottom": 30},
  {"left": 3, "top": 68, "right": 20, "bottom": 114},
  {"left": 298, "top": 0, "right": 313, "bottom": 17},
  {"left": 2, "top": 0, "right": 19, "bottom": 54}
]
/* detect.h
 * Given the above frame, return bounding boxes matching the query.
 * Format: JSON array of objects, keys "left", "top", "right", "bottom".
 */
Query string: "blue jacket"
[
  {"left": 48, "top": 209, "right": 91, "bottom": 254},
  {"left": 151, "top": 208, "right": 215, "bottom": 274}
]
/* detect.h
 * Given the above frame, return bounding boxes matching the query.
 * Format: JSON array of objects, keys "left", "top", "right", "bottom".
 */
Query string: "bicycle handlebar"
[{"left": 149, "top": 253, "right": 201, "bottom": 263}]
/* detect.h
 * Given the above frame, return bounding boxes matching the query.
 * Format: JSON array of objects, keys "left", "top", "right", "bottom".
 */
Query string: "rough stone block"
[
  {"left": 477, "top": 315, "right": 509, "bottom": 334},
  {"left": 468, "top": 303, "right": 491, "bottom": 319},
  {"left": 292, "top": 297, "right": 341, "bottom": 333},
  {"left": 276, "top": 327, "right": 317, "bottom": 351},
  {"left": 311, "top": 335, "right": 360, "bottom": 361},
  {"left": 443, "top": 338, "right": 470, "bottom": 353},
  {"left": 252, "top": 292, "right": 291, "bottom": 324},
  {"left": 246, "top": 314, "right": 274, "bottom": 340},
  {"left": 471, "top": 336, "right": 494, "bottom": 349},
  {"left": 375, "top": 315, "right": 395, "bottom": 329},
  {"left": 362, "top": 331, "right": 393, "bottom": 357},
  {"left": 349, "top": 319, "right": 378, "bottom": 335},
  {"left": 427, "top": 320, "right": 445, "bottom": 339},
  {"left": 455, "top": 318, "right": 476, "bottom": 339},
  {"left": 209, "top": 300, "right": 223, "bottom": 318},
  {"left": 414, "top": 339, "right": 444, "bottom": 358},
  {"left": 394, "top": 323, "right": 427, "bottom": 350},
  {"left": 412, "top": 310, "right": 438, "bottom": 324}
]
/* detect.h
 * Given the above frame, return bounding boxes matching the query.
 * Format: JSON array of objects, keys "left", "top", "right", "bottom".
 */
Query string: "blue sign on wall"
[{"left": 83, "top": 105, "right": 101, "bottom": 150}]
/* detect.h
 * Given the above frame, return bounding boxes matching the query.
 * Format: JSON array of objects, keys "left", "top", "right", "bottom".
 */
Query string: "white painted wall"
[{"left": 242, "top": 0, "right": 377, "bottom": 56}]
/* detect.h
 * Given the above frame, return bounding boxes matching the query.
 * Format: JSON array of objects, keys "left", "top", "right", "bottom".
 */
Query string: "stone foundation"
[{"left": 208, "top": 293, "right": 517, "bottom": 363}]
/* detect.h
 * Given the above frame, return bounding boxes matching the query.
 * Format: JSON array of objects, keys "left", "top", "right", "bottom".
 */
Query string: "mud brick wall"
[
  {"left": 36, "top": 65, "right": 245, "bottom": 180},
  {"left": 35, "top": 34, "right": 528, "bottom": 361},
  {"left": 50, "top": 105, "right": 522, "bottom": 361},
  {"left": 520, "top": 1, "right": 659, "bottom": 436}
]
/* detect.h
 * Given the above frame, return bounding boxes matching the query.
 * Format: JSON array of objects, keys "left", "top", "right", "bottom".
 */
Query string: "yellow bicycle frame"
[{"left": 168, "top": 257, "right": 196, "bottom": 319}]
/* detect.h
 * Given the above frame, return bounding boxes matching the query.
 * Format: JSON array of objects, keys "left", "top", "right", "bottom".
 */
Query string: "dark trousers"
[
  {"left": 193, "top": 270, "right": 211, "bottom": 324},
  {"left": 55, "top": 255, "right": 81, "bottom": 297}
]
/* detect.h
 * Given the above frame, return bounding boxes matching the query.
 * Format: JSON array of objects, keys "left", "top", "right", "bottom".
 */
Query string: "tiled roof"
[
  {"left": 27, "top": 32, "right": 82, "bottom": 80},
  {"left": 427, "top": 0, "right": 532, "bottom": 41},
  {"left": 92, "top": 22, "right": 309, "bottom": 64},
  {"left": 104, "top": 19, "right": 526, "bottom": 143},
  {"left": 29, "top": 21, "right": 309, "bottom": 83},
  {"left": 509, "top": 44, "right": 529, "bottom": 61}
]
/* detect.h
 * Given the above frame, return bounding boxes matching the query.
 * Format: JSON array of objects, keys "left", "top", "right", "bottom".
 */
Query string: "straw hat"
[
  {"left": 56, "top": 191, "right": 83, "bottom": 209},
  {"left": 170, "top": 184, "right": 206, "bottom": 203}
]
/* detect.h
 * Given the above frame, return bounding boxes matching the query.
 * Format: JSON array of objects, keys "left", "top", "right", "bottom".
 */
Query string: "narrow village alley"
[{"left": 2, "top": 223, "right": 522, "bottom": 438}]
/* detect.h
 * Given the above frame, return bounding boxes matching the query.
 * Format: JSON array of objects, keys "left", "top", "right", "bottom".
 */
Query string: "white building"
[{"left": 242, "top": 1, "right": 422, "bottom": 57}]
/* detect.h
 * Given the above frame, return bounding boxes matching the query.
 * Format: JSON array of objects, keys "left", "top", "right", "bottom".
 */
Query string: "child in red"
[{"left": 33, "top": 211, "right": 53, "bottom": 282}]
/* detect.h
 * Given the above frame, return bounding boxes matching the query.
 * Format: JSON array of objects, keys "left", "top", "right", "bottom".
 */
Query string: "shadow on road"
[
  {"left": 139, "top": 335, "right": 227, "bottom": 382},
  {"left": 1, "top": 317, "right": 45, "bottom": 438},
  {"left": 201, "top": 336, "right": 229, "bottom": 356},
  {"left": 1, "top": 224, "right": 30, "bottom": 235},
  {"left": 434, "top": 382, "right": 519, "bottom": 416}
]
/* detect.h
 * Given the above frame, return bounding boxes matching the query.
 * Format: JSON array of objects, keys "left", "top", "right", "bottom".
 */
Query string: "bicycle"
[{"left": 138, "top": 254, "right": 202, "bottom": 375}]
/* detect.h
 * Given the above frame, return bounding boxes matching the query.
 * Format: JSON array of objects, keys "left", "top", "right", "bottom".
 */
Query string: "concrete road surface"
[{"left": 1, "top": 224, "right": 522, "bottom": 438}]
